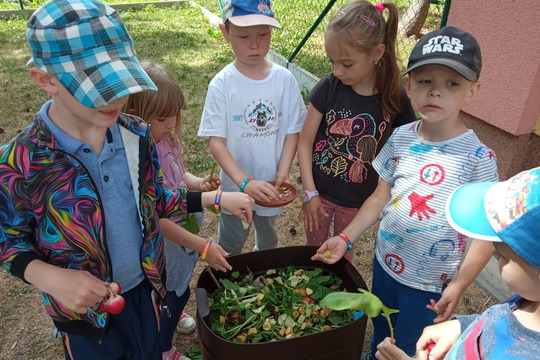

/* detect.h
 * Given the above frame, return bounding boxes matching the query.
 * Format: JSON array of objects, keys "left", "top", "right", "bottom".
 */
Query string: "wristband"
[
  {"left": 338, "top": 233, "right": 353, "bottom": 251},
  {"left": 239, "top": 177, "right": 254, "bottom": 192},
  {"left": 200, "top": 239, "right": 212, "bottom": 261},
  {"left": 214, "top": 189, "right": 222, "bottom": 210}
]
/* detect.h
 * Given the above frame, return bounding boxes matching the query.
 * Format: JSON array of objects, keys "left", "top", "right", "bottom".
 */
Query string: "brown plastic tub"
[{"left": 195, "top": 245, "right": 368, "bottom": 360}]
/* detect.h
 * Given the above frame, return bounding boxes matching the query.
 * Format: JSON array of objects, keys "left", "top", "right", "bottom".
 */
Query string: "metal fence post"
[
  {"left": 440, "top": 0, "right": 451, "bottom": 28},
  {"left": 286, "top": 0, "right": 337, "bottom": 65}
]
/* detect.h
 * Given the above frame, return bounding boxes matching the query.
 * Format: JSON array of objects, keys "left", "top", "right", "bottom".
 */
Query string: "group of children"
[{"left": 0, "top": 0, "right": 538, "bottom": 359}]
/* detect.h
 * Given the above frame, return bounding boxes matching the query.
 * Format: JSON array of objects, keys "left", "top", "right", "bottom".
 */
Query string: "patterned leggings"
[{"left": 305, "top": 196, "right": 359, "bottom": 261}]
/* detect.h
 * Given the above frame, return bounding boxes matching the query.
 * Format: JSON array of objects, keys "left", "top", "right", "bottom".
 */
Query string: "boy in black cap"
[
  {"left": 0, "top": 0, "right": 253, "bottom": 359},
  {"left": 376, "top": 167, "right": 540, "bottom": 359},
  {"left": 312, "top": 26, "right": 499, "bottom": 357}
]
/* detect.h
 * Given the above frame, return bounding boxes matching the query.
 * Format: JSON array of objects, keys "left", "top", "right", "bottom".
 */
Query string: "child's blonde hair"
[
  {"left": 124, "top": 60, "right": 185, "bottom": 141},
  {"left": 326, "top": 0, "right": 401, "bottom": 118}
]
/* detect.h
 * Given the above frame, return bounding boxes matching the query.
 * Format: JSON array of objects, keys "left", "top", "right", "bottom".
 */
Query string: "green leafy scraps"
[
  {"left": 207, "top": 266, "right": 354, "bottom": 343},
  {"left": 321, "top": 288, "right": 399, "bottom": 340}
]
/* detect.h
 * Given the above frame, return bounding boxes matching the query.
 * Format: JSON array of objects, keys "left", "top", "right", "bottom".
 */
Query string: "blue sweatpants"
[
  {"left": 370, "top": 258, "right": 442, "bottom": 357},
  {"left": 61, "top": 281, "right": 161, "bottom": 360},
  {"left": 160, "top": 287, "right": 190, "bottom": 352}
]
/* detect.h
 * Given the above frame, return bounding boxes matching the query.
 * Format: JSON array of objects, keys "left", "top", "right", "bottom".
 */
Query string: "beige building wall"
[{"left": 448, "top": 0, "right": 540, "bottom": 300}]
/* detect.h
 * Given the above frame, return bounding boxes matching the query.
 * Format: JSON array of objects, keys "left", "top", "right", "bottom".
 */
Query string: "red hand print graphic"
[{"left": 408, "top": 191, "right": 436, "bottom": 220}]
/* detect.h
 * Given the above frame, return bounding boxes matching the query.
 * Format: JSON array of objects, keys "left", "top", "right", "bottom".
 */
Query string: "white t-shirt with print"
[
  {"left": 198, "top": 62, "right": 306, "bottom": 216},
  {"left": 372, "top": 121, "right": 498, "bottom": 293}
]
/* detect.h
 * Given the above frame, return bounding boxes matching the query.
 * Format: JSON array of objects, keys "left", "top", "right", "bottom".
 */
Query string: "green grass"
[{"left": 0, "top": 3, "right": 230, "bottom": 174}]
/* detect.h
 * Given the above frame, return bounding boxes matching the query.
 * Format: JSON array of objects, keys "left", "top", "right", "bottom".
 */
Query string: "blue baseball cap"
[
  {"left": 221, "top": 0, "right": 281, "bottom": 28},
  {"left": 26, "top": 0, "right": 156, "bottom": 109},
  {"left": 446, "top": 167, "right": 540, "bottom": 269}
]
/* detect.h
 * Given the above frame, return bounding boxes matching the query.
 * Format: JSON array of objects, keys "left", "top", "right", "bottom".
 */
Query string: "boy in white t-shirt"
[{"left": 198, "top": 0, "right": 307, "bottom": 255}]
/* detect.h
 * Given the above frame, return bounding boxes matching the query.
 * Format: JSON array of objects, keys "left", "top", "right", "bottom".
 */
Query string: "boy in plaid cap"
[
  {"left": 198, "top": 0, "right": 306, "bottom": 256},
  {"left": 312, "top": 26, "right": 499, "bottom": 357},
  {"left": 0, "top": 1, "right": 253, "bottom": 359},
  {"left": 376, "top": 167, "right": 540, "bottom": 359}
]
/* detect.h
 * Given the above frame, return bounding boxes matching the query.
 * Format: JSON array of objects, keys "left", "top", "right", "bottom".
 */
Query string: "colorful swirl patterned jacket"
[{"left": 0, "top": 112, "right": 194, "bottom": 338}]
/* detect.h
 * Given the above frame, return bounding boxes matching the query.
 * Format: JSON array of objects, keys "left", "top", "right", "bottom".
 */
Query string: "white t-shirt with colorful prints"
[{"left": 372, "top": 121, "right": 498, "bottom": 293}]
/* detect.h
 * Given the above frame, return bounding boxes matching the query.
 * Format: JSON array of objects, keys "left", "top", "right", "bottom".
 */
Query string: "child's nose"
[
  {"left": 332, "top": 66, "right": 343, "bottom": 78},
  {"left": 428, "top": 86, "right": 442, "bottom": 97}
]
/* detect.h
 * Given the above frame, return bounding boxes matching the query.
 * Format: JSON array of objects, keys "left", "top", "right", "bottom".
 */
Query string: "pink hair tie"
[{"left": 375, "top": 2, "right": 385, "bottom": 13}]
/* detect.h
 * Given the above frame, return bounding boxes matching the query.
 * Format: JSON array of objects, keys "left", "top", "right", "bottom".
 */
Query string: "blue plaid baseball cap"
[
  {"left": 221, "top": 0, "right": 281, "bottom": 28},
  {"left": 26, "top": 0, "right": 156, "bottom": 109},
  {"left": 446, "top": 167, "right": 540, "bottom": 269}
]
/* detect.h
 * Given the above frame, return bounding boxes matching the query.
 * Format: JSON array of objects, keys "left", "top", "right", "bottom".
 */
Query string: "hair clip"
[
  {"left": 359, "top": 14, "right": 376, "bottom": 27},
  {"left": 375, "top": 2, "right": 385, "bottom": 13}
]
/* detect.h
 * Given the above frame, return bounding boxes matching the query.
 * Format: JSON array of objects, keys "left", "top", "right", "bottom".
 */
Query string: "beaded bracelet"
[
  {"left": 338, "top": 233, "right": 353, "bottom": 251},
  {"left": 214, "top": 189, "right": 222, "bottom": 210},
  {"left": 239, "top": 177, "right": 254, "bottom": 192},
  {"left": 200, "top": 239, "right": 212, "bottom": 261}
]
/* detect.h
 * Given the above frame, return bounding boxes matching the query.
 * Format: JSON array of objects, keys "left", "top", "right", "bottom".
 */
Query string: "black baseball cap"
[{"left": 404, "top": 26, "right": 482, "bottom": 81}]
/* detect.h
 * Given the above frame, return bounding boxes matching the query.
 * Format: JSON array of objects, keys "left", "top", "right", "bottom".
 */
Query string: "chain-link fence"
[
  {"left": 196, "top": 0, "right": 450, "bottom": 78},
  {"left": 1, "top": 0, "right": 449, "bottom": 77}
]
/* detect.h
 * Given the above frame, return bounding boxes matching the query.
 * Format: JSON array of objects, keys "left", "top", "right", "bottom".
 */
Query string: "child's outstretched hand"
[
  {"left": 205, "top": 242, "right": 232, "bottom": 272},
  {"left": 311, "top": 236, "right": 347, "bottom": 264},
  {"left": 427, "top": 281, "right": 462, "bottom": 323},
  {"left": 376, "top": 338, "right": 412, "bottom": 360},
  {"left": 219, "top": 191, "right": 254, "bottom": 224}
]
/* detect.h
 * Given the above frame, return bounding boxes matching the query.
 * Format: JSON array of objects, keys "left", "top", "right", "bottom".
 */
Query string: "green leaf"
[
  {"left": 183, "top": 213, "right": 200, "bottom": 234},
  {"left": 320, "top": 288, "right": 399, "bottom": 340}
]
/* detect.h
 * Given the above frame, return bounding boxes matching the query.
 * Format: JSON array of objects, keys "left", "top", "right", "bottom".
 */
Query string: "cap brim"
[
  {"left": 57, "top": 57, "right": 157, "bottom": 109},
  {"left": 404, "top": 59, "right": 478, "bottom": 82},
  {"left": 446, "top": 181, "right": 502, "bottom": 242},
  {"left": 228, "top": 15, "right": 281, "bottom": 28}
]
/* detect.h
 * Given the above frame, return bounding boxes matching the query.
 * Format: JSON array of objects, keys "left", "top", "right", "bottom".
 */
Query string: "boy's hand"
[
  {"left": 272, "top": 173, "right": 290, "bottom": 189},
  {"left": 427, "top": 281, "right": 463, "bottom": 323},
  {"left": 376, "top": 337, "right": 412, "bottom": 360},
  {"left": 243, "top": 179, "right": 279, "bottom": 203},
  {"left": 311, "top": 236, "right": 347, "bottom": 264},
  {"left": 416, "top": 320, "right": 461, "bottom": 360},
  {"left": 205, "top": 242, "right": 232, "bottom": 272},
  {"left": 26, "top": 261, "right": 109, "bottom": 314}
]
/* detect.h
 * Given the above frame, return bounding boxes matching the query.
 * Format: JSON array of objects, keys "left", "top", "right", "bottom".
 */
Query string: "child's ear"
[
  {"left": 464, "top": 81, "right": 481, "bottom": 105},
  {"left": 403, "top": 74, "right": 412, "bottom": 98},
  {"left": 219, "top": 23, "right": 230, "bottom": 42},
  {"left": 372, "top": 43, "right": 385, "bottom": 63},
  {"left": 29, "top": 68, "right": 58, "bottom": 95}
]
